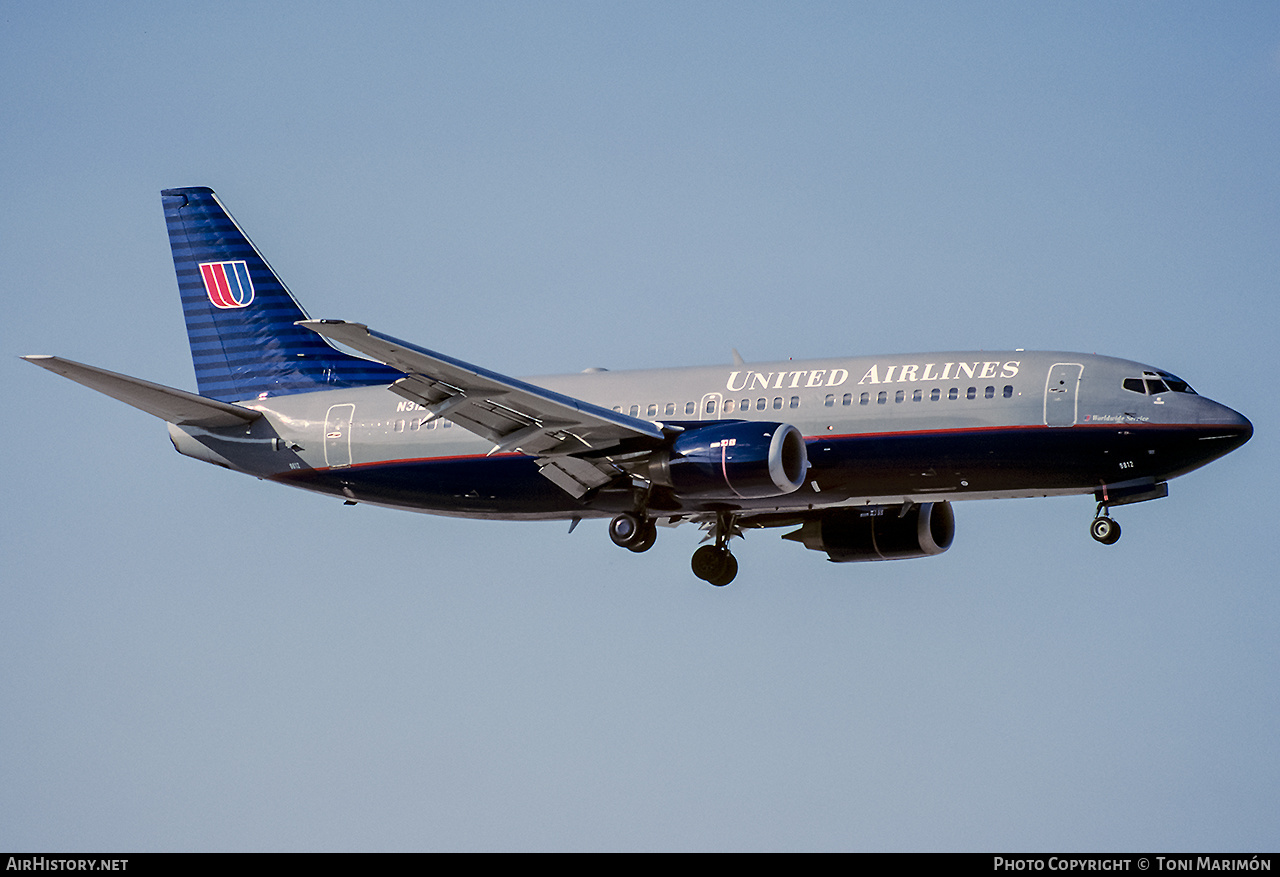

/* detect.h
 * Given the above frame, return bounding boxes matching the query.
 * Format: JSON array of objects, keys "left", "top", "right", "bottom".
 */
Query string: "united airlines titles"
[
  {"left": 725, "top": 360, "right": 1020, "bottom": 392},
  {"left": 725, "top": 368, "right": 850, "bottom": 392}
]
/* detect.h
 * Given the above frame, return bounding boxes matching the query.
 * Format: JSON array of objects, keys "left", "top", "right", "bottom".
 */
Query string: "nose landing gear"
[{"left": 1090, "top": 504, "right": 1122, "bottom": 545}]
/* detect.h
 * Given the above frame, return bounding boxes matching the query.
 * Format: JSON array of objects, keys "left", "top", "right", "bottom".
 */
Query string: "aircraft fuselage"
[{"left": 168, "top": 349, "right": 1251, "bottom": 520}]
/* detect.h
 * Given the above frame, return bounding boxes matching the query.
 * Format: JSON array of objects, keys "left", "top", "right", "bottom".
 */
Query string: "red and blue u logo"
[{"left": 199, "top": 261, "right": 255, "bottom": 309}]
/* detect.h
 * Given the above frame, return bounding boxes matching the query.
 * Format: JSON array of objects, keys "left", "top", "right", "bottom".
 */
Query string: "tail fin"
[{"left": 162, "top": 187, "right": 402, "bottom": 402}]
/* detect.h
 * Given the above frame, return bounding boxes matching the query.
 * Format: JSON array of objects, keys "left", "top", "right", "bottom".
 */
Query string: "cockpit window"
[
  {"left": 1158, "top": 371, "right": 1196, "bottom": 394},
  {"left": 1123, "top": 371, "right": 1197, "bottom": 396}
]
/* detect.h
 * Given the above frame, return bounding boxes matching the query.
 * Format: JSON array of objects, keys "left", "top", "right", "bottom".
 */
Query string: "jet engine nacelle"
[
  {"left": 785, "top": 502, "right": 955, "bottom": 562},
  {"left": 650, "top": 421, "right": 809, "bottom": 500}
]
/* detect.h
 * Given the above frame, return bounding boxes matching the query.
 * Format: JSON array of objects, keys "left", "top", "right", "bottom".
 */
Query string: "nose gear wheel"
[{"left": 1090, "top": 504, "right": 1122, "bottom": 545}]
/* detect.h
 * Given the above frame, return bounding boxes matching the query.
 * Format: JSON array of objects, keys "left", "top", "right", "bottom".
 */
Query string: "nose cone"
[
  {"left": 1202, "top": 401, "right": 1253, "bottom": 455},
  {"left": 1229, "top": 408, "right": 1253, "bottom": 447}
]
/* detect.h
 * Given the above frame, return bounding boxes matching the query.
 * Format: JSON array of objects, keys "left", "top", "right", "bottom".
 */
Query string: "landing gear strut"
[
  {"left": 1090, "top": 504, "right": 1122, "bottom": 545},
  {"left": 691, "top": 511, "right": 740, "bottom": 586},
  {"left": 609, "top": 512, "right": 657, "bottom": 553}
]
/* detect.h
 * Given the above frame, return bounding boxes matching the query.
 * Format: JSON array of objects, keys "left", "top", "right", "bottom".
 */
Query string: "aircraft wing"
[
  {"left": 298, "top": 321, "right": 668, "bottom": 494},
  {"left": 23, "top": 355, "right": 261, "bottom": 428}
]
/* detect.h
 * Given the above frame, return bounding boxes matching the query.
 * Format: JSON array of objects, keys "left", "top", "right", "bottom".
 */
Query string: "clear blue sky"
[{"left": 3, "top": 2, "right": 1277, "bottom": 851}]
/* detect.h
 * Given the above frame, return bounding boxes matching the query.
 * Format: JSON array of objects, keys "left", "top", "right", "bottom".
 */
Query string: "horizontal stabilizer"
[{"left": 22, "top": 355, "right": 261, "bottom": 428}]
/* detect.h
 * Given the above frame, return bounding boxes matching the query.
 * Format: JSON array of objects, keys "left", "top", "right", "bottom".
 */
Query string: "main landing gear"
[
  {"left": 1090, "top": 503, "right": 1122, "bottom": 545},
  {"left": 691, "top": 512, "right": 741, "bottom": 587},
  {"left": 608, "top": 510, "right": 742, "bottom": 586},
  {"left": 608, "top": 512, "right": 657, "bottom": 553},
  {"left": 691, "top": 545, "right": 737, "bottom": 587}
]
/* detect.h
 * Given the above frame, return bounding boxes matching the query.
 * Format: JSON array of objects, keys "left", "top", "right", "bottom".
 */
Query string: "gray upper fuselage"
[{"left": 166, "top": 349, "right": 1250, "bottom": 520}]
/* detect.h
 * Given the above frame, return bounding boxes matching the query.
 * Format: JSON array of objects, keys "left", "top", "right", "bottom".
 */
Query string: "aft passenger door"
[
  {"left": 324, "top": 403, "right": 356, "bottom": 468},
  {"left": 1044, "top": 363, "right": 1083, "bottom": 426}
]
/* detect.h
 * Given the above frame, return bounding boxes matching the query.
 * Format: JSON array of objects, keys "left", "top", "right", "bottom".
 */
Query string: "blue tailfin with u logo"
[{"left": 162, "top": 187, "right": 403, "bottom": 402}]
